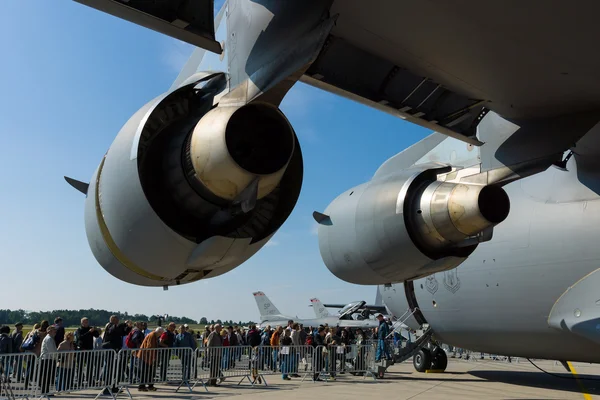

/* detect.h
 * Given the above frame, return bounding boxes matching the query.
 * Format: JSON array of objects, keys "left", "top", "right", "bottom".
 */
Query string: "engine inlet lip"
[
  {"left": 478, "top": 185, "right": 510, "bottom": 224},
  {"left": 225, "top": 104, "right": 294, "bottom": 176}
]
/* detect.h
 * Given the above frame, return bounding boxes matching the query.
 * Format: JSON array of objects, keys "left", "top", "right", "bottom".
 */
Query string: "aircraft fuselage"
[{"left": 382, "top": 156, "right": 600, "bottom": 363}]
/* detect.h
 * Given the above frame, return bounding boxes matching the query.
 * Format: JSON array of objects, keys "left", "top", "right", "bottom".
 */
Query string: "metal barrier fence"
[
  {"left": 0, "top": 343, "right": 380, "bottom": 399},
  {"left": 0, "top": 352, "right": 38, "bottom": 399},
  {"left": 115, "top": 347, "right": 201, "bottom": 396}
]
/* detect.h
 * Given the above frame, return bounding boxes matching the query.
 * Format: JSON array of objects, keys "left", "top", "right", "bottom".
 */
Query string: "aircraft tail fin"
[
  {"left": 253, "top": 291, "right": 282, "bottom": 320},
  {"left": 374, "top": 287, "right": 383, "bottom": 307},
  {"left": 310, "top": 298, "right": 330, "bottom": 318}
]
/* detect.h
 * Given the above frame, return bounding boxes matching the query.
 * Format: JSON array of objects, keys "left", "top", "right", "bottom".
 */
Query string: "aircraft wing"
[
  {"left": 301, "top": 0, "right": 600, "bottom": 145},
  {"left": 74, "top": 0, "right": 221, "bottom": 54}
]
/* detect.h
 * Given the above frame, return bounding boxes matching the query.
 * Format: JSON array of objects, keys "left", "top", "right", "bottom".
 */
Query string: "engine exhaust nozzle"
[{"left": 189, "top": 103, "right": 295, "bottom": 201}]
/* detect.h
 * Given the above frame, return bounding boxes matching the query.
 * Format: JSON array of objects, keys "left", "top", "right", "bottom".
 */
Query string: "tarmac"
[{"left": 49, "top": 358, "right": 600, "bottom": 399}]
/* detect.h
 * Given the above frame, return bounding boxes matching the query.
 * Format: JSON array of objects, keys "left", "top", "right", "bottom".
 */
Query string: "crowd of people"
[
  {"left": 200, "top": 313, "right": 396, "bottom": 385},
  {"left": 0, "top": 313, "right": 398, "bottom": 395}
]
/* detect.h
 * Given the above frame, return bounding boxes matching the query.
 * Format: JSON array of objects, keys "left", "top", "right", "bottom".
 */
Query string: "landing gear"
[
  {"left": 430, "top": 347, "right": 448, "bottom": 371},
  {"left": 413, "top": 348, "right": 432, "bottom": 372}
]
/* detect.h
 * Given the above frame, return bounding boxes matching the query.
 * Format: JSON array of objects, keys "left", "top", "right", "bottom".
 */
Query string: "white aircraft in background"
[
  {"left": 253, "top": 291, "right": 379, "bottom": 329},
  {"left": 310, "top": 297, "right": 409, "bottom": 336}
]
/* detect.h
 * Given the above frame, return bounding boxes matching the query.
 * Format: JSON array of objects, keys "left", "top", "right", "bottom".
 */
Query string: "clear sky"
[{"left": 0, "top": 0, "right": 430, "bottom": 323}]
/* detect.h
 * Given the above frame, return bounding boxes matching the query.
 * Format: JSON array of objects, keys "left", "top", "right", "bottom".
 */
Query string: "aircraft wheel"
[
  {"left": 430, "top": 348, "right": 448, "bottom": 371},
  {"left": 413, "top": 348, "right": 432, "bottom": 372}
]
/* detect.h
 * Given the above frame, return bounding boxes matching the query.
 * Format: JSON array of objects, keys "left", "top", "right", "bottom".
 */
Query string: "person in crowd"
[
  {"left": 54, "top": 317, "right": 65, "bottom": 347},
  {"left": 0, "top": 325, "right": 13, "bottom": 380},
  {"left": 245, "top": 324, "right": 262, "bottom": 383},
  {"left": 234, "top": 326, "right": 244, "bottom": 362},
  {"left": 158, "top": 322, "right": 176, "bottom": 382},
  {"left": 0, "top": 326, "right": 12, "bottom": 354},
  {"left": 354, "top": 328, "right": 366, "bottom": 373},
  {"left": 75, "top": 317, "right": 99, "bottom": 387},
  {"left": 39, "top": 325, "right": 58, "bottom": 396},
  {"left": 136, "top": 327, "right": 163, "bottom": 392},
  {"left": 203, "top": 326, "right": 212, "bottom": 347},
  {"left": 299, "top": 324, "right": 307, "bottom": 345},
  {"left": 246, "top": 325, "right": 261, "bottom": 348},
  {"left": 312, "top": 327, "right": 326, "bottom": 382},
  {"left": 280, "top": 328, "right": 293, "bottom": 380},
  {"left": 11, "top": 322, "right": 24, "bottom": 382},
  {"left": 290, "top": 323, "right": 301, "bottom": 378},
  {"left": 141, "top": 322, "right": 151, "bottom": 337},
  {"left": 102, "top": 315, "right": 133, "bottom": 395},
  {"left": 270, "top": 326, "right": 283, "bottom": 373},
  {"left": 56, "top": 331, "right": 76, "bottom": 392},
  {"left": 175, "top": 324, "right": 196, "bottom": 382},
  {"left": 22, "top": 322, "right": 42, "bottom": 388},
  {"left": 220, "top": 329, "right": 230, "bottom": 370},
  {"left": 226, "top": 326, "right": 238, "bottom": 368},
  {"left": 123, "top": 321, "right": 145, "bottom": 386},
  {"left": 93, "top": 329, "right": 104, "bottom": 349},
  {"left": 375, "top": 314, "right": 392, "bottom": 362},
  {"left": 260, "top": 325, "right": 272, "bottom": 370},
  {"left": 206, "top": 324, "right": 224, "bottom": 386}
]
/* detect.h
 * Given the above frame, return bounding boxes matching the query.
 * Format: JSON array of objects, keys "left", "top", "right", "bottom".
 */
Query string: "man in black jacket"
[
  {"left": 53, "top": 317, "right": 65, "bottom": 347},
  {"left": 313, "top": 327, "right": 326, "bottom": 381},
  {"left": 102, "top": 316, "right": 132, "bottom": 395},
  {"left": 75, "top": 317, "right": 99, "bottom": 387},
  {"left": 246, "top": 325, "right": 261, "bottom": 347},
  {"left": 11, "top": 323, "right": 24, "bottom": 382}
]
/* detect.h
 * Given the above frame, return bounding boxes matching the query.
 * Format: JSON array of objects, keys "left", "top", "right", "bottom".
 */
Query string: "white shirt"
[
  {"left": 40, "top": 335, "right": 57, "bottom": 360},
  {"left": 290, "top": 330, "right": 301, "bottom": 346}
]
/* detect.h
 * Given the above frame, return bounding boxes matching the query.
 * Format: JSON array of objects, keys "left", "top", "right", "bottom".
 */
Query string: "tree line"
[
  {"left": 0, "top": 309, "right": 196, "bottom": 327},
  {"left": 0, "top": 309, "right": 255, "bottom": 328}
]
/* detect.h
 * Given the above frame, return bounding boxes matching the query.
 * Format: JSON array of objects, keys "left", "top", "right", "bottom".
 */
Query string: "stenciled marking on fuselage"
[
  {"left": 426, "top": 275, "right": 439, "bottom": 294},
  {"left": 443, "top": 269, "right": 461, "bottom": 294}
]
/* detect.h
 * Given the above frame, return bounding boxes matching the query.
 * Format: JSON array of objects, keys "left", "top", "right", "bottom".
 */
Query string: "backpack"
[
  {"left": 305, "top": 334, "right": 314, "bottom": 347},
  {"left": 125, "top": 330, "right": 137, "bottom": 349},
  {"left": 21, "top": 331, "right": 39, "bottom": 351},
  {"left": 261, "top": 332, "right": 270, "bottom": 346}
]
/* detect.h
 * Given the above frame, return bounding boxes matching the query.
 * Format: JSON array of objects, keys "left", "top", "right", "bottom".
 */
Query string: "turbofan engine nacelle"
[
  {"left": 316, "top": 166, "right": 509, "bottom": 285},
  {"left": 84, "top": 73, "right": 303, "bottom": 287}
]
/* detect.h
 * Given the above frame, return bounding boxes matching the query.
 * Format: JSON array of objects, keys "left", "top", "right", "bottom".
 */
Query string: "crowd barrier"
[{"left": 0, "top": 343, "right": 380, "bottom": 399}]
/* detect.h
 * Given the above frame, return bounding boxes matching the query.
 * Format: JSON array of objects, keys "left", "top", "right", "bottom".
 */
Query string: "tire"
[
  {"left": 430, "top": 348, "right": 448, "bottom": 371},
  {"left": 413, "top": 348, "right": 432, "bottom": 372}
]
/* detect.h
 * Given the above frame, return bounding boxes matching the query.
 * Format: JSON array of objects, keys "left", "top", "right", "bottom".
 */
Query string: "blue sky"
[{"left": 0, "top": 0, "right": 430, "bottom": 323}]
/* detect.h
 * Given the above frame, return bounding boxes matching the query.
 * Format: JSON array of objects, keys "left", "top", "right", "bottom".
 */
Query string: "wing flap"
[{"left": 74, "top": 0, "right": 221, "bottom": 54}]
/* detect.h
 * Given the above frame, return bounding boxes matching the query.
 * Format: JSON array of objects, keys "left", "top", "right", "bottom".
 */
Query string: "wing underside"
[
  {"left": 302, "top": 0, "right": 600, "bottom": 145},
  {"left": 74, "top": 0, "right": 600, "bottom": 146},
  {"left": 74, "top": 0, "right": 221, "bottom": 53}
]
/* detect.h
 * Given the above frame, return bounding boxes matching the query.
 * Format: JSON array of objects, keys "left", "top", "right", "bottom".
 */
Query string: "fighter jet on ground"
[
  {"left": 310, "top": 291, "right": 388, "bottom": 320},
  {"left": 69, "top": 0, "right": 600, "bottom": 374},
  {"left": 253, "top": 292, "right": 379, "bottom": 329}
]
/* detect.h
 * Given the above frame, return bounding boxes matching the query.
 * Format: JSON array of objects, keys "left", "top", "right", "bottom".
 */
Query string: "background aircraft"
[
  {"left": 310, "top": 290, "right": 388, "bottom": 320},
  {"left": 309, "top": 298, "right": 331, "bottom": 319},
  {"left": 253, "top": 292, "right": 379, "bottom": 329},
  {"left": 70, "top": 0, "right": 600, "bottom": 375}
]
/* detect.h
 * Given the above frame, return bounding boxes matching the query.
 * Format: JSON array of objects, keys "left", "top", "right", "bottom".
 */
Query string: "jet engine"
[
  {"left": 315, "top": 166, "right": 509, "bottom": 285},
  {"left": 83, "top": 72, "right": 303, "bottom": 287}
]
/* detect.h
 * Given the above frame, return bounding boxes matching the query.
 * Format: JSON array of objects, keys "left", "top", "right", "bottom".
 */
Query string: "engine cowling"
[
  {"left": 84, "top": 72, "right": 303, "bottom": 287},
  {"left": 316, "top": 166, "right": 509, "bottom": 285}
]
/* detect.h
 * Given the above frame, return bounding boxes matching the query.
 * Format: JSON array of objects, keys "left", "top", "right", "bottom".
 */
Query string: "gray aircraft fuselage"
[{"left": 382, "top": 154, "right": 600, "bottom": 363}]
